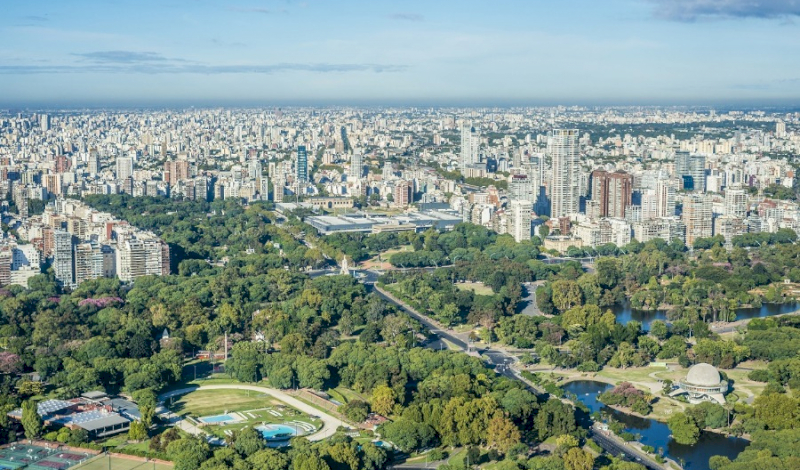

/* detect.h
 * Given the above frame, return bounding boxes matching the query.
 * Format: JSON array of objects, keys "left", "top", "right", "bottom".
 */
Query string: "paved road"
[
  {"left": 159, "top": 384, "right": 347, "bottom": 441},
  {"left": 590, "top": 430, "right": 661, "bottom": 470},
  {"left": 518, "top": 281, "right": 546, "bottom": 316}
]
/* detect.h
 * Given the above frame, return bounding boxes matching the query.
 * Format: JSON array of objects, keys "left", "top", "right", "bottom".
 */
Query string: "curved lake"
[
  {"left": 563, "top": 380, "right": 749, "bottom": 470},
  {"left": 611, "top": 302, "right": 798, "bottom": 331}
]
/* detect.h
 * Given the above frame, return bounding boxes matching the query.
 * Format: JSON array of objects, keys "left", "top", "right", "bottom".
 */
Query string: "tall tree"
[{"left": 21, "top": 400, "right": 42, "bottom": 439}]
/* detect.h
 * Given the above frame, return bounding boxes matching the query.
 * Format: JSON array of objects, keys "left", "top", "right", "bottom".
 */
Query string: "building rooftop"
[{"left": 685, "top": 362, "right": 722, "bottom": 387}]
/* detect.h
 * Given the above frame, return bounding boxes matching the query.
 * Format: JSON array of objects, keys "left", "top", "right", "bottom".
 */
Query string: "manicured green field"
[{"left": 168, "top": 389, "right": 278, "bottom": 417}]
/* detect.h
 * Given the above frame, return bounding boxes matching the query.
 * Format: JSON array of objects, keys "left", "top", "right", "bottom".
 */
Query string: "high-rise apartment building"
[
  {"left": 349, "top": 153, "right": 363, "bottom": 180},
  {"left": 675, "top": 151, "right": 706, "bottom": 192},
  {"left": 40, "top": 114, "right": 50, "bottom": 131},
  {"left": 0, "top": 249, "right": 11, "bottom": 287},
  {"left": 724, "top": 185, "right": 748, "bottom": 219},
  {"left": 74, "top": 242, "right": 103, "bottom": 285},
  {"left": 116, "top": 238, "right": 169, "bottom": 282},
  {"left": 164, "top": 160, "right": 190, "bottom": 186},
  {"left": 460, "top": 122, "right": 480, "bottom": 170},
  {"left": 116, "top": 156, "right": 134, "bottom": 181},
  {"left": 509, "top": 174, "right": 533, "bottom": 202},
  {"left": 272, "top": 174, "right": 284, "bottom": 202},
  {"left": 655, "top": 175, "right": 677, "bottom": 218},
  {"left": 88, "top": 150, "right": 100, "bottom": 176},
  {"left": 549, "top": 129, "right": 580, "bottom": 218},
  {"left": 591, "top": 169, "right": 632, "bottom": 218},
  {"left": 776, "top": 120, "right": 786, "bottom": 138},
  {"left": 247, "top": 159, "right": 262, "bottom": 180},
  {"left": 508, "top": 200, "right": 532, "bottom": 242},
  {"left": 259, "top": 176, "right": 270, "bottom": 201},
  {"left": 683, "top": 194, "right": 713, "bottom": 247},
  {"left": 394, "top": 180, "right": 413, "bottom": 207},
  {"left": 296, "top": 146, "right": 308, "bottom": 183},
  {"left": 53, "top": 229, "right": 74, "bottom": 287}
]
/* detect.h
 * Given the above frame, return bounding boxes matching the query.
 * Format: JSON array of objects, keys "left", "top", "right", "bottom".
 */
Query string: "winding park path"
[{"left": 158, "top": 384, "right": 347, "bottom": 442}]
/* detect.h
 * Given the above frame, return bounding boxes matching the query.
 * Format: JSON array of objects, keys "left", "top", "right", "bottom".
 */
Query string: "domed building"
[{"left": 672, "top": 363, "right": 728, "bottom": 404}]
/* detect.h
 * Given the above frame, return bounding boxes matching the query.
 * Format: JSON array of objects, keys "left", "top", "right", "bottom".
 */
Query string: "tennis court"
[
  {"left": 0, "top": 444, "right": 57, "bottom": 470},
  {"left": 70, "top": 455, "right": 172, "bottom": 470},
  {"left": 0, "top": 445, "right": 164, "bottom": 470}
]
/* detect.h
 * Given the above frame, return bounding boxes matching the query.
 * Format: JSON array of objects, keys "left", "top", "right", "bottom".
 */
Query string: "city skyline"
[{"left": 2, "top": 0, "right": 800, "bottom": 106}]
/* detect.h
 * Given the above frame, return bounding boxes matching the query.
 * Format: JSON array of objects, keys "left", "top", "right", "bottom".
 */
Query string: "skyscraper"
[
  {"left": 675, "top": 151, "right": 706, "bottom": 192},
  {"left": 74, "top": 242, "right": 103, "bottom": 285},
  {"left": 247, "top": 159, "right": 262, "bottom": 180},
  {"left": 655, "top": 174, "right": 677, "bottom": 218},
  {"left": 724, "top": 185, "right": 748, "bottom": 219},
  {"left": 53, "top": 230, "right": 74, "bottom": 288},
  {"left": 40, "top": 114, "right": 50, "bottom": 131},
  {"left": 591, "top": 170, "right": 633, "bottom": 219},
  {"left": 776, "top": 120, "right": 786, "bottom": 138},
  {"left": 88, "top": 150, "right": 100, "bottom": 176},
  {"left": 394, "top": 180, "right": 413, "bottom": 207},
  {"left": 460, "top": 121, "right": 480, "bottom": 170},
  {"left": 524, "top": 155, "right": 547, "bottom": 215},
  {"left": 164, "top": 160, "right": 190, "bottom": 186},
  {"left": 349, "top": 153, "right": 363, "bottom": 180},
  {"left": 296, "top": 145, "right": 308, "bottom": 183},
  {"left": 509, "top": 174, "right": 533, "bottom": 202},
  {"left": 116, "top": 156, "right": 134, "bottom": 181},
  {"left": 683, "top": 194, "right": 712, "bottom": 247},
  {"left": 549, "top": 129, "right": 580, "bottom": 218}
]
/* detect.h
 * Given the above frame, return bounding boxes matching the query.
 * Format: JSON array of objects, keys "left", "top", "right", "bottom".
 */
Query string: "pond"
[
  {"left": 611, "top": 301, "right": 798, "bottom": 330},
  {"left": 563, "top": 380, "right": 749, "bottom": 470}
]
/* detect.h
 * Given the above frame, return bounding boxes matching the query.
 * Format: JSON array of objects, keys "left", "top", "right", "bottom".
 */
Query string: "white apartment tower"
[
  {"left": 549, "top": 129, "right": 580, "bottom": 218},
  {"left": 460, "top": 121, "right": 480, "bottom": 170},
  {"left": 88, "top": 151, "right": 100, "bottom": 176},
  {"left": 508, "top": 200, "right": 532, "bottom": 242},
  {"left": 776, "top": 120, "right": 786, "bottom": 138},
  {"left": 725, "top": 186, "right": 748, "bottom": 219},
  {"left": 116, "top": 156, "right": 134, "bottom": 180},
  {"left": 655, "top": 176, "right": 677, "bottom": 218},
  {"left": 349, "top": 153, "right": 364, "bottom": 180},
  {"left": 116, "top": 238, "right": 167, "bottom": 282}
]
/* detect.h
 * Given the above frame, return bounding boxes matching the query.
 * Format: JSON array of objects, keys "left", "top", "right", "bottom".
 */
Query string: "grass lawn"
[
  {"left": 328, "top": 387, "right": 368, "bottom": 404},
  {"left": 596, "top": 365, "right": 669, "bottom": 384},
  {"left": 455, "top": 281, "right": 494, "bottom": 296},
  {"left": 168, "top": 389, "right": 280, "bottom": 417},
  {"left": 73, "top": 455, "right": 172, "bottom": 470}
]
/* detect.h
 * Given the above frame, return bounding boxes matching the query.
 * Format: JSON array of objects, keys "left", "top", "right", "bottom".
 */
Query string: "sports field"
[
  {"left": 71, "top": 455, "right": 172, "bottom": 470},
  {"left": 168, "top": 389, "right": 280, "bottom": 417}
]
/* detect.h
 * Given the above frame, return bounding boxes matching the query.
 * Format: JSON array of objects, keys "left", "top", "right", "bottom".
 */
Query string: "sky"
[{"left": 1, "top": 0, "right": 800, "bottom": 106}]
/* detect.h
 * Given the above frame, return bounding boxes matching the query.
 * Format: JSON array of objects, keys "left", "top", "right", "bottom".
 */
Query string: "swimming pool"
[
  {"left": 200, "top": 413, "right": 237, "bottom": 424},
  {"left": 256, "top": 424, "right": 299, "bottom": 440}
]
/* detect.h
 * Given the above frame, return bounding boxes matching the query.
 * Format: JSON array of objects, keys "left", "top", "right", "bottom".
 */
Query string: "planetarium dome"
[{"left": 685, "top": 363, "right": 722, "bottom": 387}]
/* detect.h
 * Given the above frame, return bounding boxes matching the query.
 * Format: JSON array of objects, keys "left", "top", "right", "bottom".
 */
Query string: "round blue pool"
[{"left": 256, "top": 424, "right": 299, "bottom": 440}]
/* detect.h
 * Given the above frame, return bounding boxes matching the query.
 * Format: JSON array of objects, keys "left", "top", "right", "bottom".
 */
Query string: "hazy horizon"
[{"left": 3, "top": 0, "right": 800, "bottom": 105}]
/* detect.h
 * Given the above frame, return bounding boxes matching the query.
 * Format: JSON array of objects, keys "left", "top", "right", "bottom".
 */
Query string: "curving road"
[{"left": 159, "top": 384, "right": 347, "bottom": 442}]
